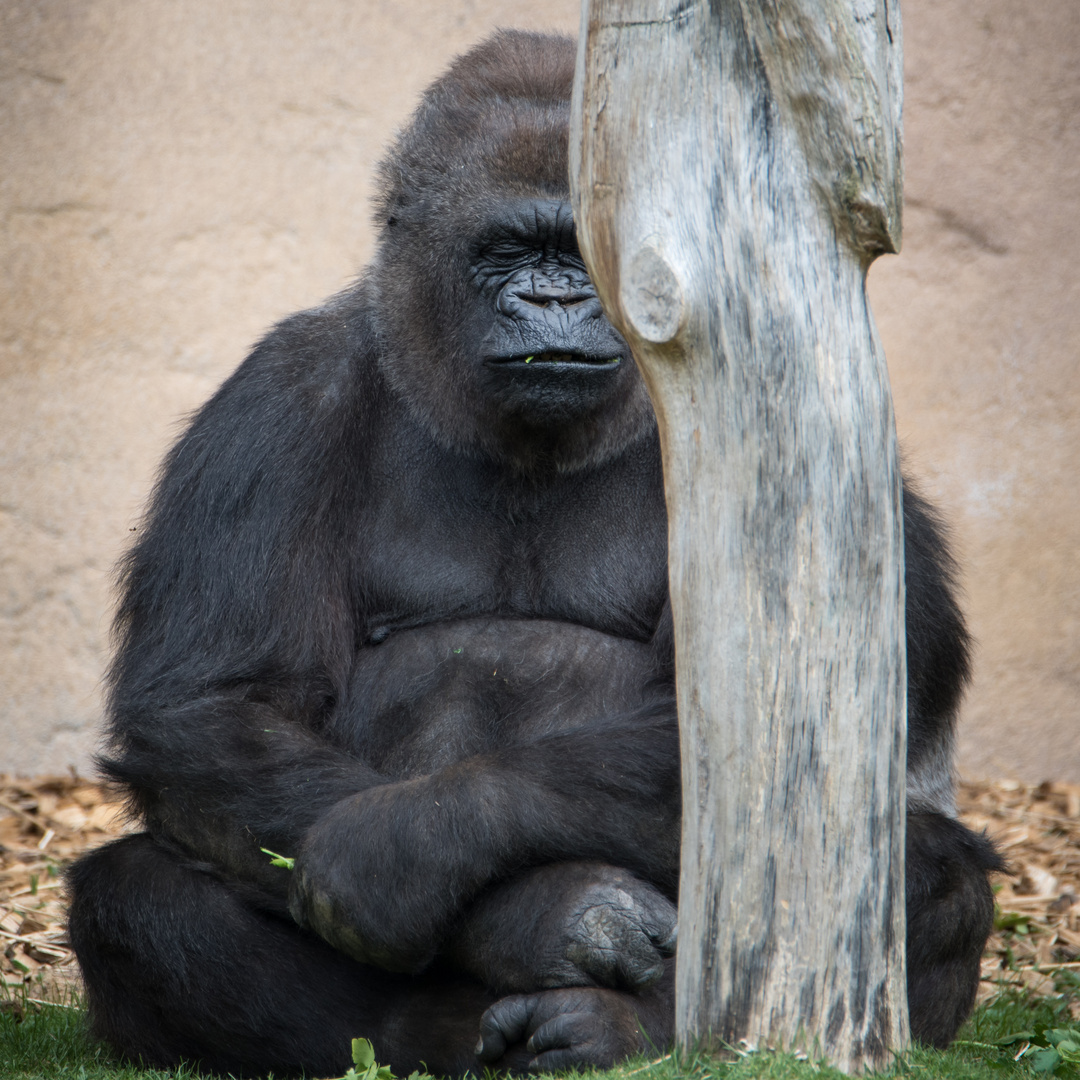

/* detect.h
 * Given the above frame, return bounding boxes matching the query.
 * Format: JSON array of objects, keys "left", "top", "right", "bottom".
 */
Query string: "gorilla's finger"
[
  {"left": 476, "top": 995, "right": 536, "bottom": 1062},
  {"left": 529, "top": 1046, "right": 595, "bottom": 1073},
  {"left": 654, "top": 919, "right": 677, "bottom": 955},
  {"left": 641, "top": 896, "right": 678, "bottom": 956},
  {"left": 525, "top": 1013, "right": 577, "bottom": 1056}
]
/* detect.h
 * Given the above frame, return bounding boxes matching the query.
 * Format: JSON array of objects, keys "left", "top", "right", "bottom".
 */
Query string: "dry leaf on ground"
[{"left": 0, "top": 773, "right": 132, "bottom": 1004}]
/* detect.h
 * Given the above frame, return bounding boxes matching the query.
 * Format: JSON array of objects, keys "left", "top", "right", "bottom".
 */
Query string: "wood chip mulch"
[
  {"left": 1, "top": 773, "right": 1078, "bottom": 1014},
  {"left": 960, "top": 778, "right": 1080, "bottom": 1015},
  {"left": 0, "top": 773, "right": 133, "bottom": 1008}
]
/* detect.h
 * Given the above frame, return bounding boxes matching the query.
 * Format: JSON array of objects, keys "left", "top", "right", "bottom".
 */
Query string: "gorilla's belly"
[{"left": 332, "top": 618, "right": 655, "bottom": 778}]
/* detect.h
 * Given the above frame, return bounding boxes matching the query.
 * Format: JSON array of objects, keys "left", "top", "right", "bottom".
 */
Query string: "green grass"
[
  {"left": 0, "top": 997, "right": 199, "bottom": 1079},
  {"left": 2, "top": 985, "right": 1079, "bottom": 1080}
]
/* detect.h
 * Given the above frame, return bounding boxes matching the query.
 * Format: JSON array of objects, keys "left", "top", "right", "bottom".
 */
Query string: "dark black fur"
[{"left": 68, "top": 30, "right": 999, "bottom": 1077}]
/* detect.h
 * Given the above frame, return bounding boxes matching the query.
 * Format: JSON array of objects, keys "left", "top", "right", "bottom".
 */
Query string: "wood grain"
[{"left": 570, "top": 0, "right": 908, "bottom": 1070}]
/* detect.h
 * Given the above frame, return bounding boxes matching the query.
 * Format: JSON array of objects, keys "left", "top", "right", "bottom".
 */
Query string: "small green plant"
[
  {"left": 329, "top": 1037, "right": 432, "bottom": 1080},
  {"left": 1029, "top": 1027, "right": 1080, "bottom": 1073},
  {"left": 994, "top": 906, "right": 1031, "bottom": 935},
  {"left": 973, "top": 1025, "right": 1080, "bottom": 1073},
  {"left": 260, "top": 847, "right": 295, "bottom": 870}
]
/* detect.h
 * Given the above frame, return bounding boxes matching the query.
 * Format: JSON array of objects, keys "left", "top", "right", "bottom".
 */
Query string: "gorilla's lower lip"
[{"left": 489, "top": 352, "right": 622, "bottom": 368}]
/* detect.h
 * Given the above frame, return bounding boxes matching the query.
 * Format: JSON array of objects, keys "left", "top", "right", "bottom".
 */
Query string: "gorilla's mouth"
[{"left": 491, "top": 351, "right": 622, "bottom": 369}]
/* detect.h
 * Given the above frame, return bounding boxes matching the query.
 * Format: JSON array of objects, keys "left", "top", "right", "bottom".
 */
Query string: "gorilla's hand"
[
  {"left": 287, "top": 781, "right": 446, "bottom": 972},
  {"left": 447, "top": 862, "right": 676, "bottom": 993},
  {"left": 476, "top": 983, "right": 672, "bottom": 1073}
]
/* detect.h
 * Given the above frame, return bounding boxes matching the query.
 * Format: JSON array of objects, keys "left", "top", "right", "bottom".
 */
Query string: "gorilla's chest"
[
  {"left": 330, "top": 618, "right": 655, "bottom": 777},
  {"left": 355, "top": 434, "right": 670, "bottom": 641},
  {"left": 336, "top": 429, "right": 669, "bottom": 776}
]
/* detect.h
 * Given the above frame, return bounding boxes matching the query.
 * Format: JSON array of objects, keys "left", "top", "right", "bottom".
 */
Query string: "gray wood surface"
[{"left": 569, "top": 0, "right": 908, "bottom": 1070}]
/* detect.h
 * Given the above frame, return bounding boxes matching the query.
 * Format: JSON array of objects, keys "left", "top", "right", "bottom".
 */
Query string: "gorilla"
[{"left": 68, "top": 29, "right": 1000, "bottom": 1078}]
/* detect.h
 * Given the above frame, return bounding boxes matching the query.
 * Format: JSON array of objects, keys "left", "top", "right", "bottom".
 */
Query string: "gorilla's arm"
[
  {"left": 106, "top": 687, "right": 384, "bottom": 898},
  {"left": 103, "top": 301, "right": 388, "bottom": 894},
  {"left": 289, "top": 703, "right": 680, "bottom": 971}
]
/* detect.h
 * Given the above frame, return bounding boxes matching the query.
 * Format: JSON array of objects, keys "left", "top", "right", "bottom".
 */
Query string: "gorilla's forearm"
[
  {"left": 290, "top": 704, "right": 681, "bottom": 971},
  {"left": 104, "top": 689, "right": 385, "bottom": 895}
]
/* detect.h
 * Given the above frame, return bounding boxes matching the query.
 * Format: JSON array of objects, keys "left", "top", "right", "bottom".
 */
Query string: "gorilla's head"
[{"left": 370, "top": 31, "right": 653, "bottom": 473}]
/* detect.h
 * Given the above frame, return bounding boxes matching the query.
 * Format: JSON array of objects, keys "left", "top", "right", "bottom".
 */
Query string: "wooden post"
[{"left": 570, "top": 0, "right": 907, "bottom": 1072}]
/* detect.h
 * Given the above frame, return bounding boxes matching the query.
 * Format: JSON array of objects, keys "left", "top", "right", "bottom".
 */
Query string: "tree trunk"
[{"left": 569, "top": 0, "right": 907, "bottom": 1072}]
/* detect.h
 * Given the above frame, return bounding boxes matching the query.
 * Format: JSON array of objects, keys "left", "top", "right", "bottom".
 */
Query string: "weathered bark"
[{"left": 569, "top": 0, "right": 907, "bottom": 1072}]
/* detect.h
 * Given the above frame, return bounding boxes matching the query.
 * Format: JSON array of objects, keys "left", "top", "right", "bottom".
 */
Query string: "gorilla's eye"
[{"left": 480, "top": 242, "right": 539, "bottom": 267}]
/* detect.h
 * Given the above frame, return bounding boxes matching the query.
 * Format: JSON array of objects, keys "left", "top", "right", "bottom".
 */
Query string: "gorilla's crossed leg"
[
  {"left": 69, "top": 838, "right": 676, "bottom": 1076},
  {"left": 71, "top": 692, "right": 683, "bottom": 1075},
  {"left": 71, "top": 835, "right": 436, "bottom": 1078}
]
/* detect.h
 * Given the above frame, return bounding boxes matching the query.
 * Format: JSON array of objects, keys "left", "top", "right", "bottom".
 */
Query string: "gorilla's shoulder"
[
  {"left": 151, "top": 282, "right": 389, "bottom": 526},
  {"left": 211, "top": 282, "right": 385, "bottom": 425}
]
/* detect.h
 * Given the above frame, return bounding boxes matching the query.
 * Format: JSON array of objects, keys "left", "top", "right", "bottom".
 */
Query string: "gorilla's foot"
[
  {"left": 476, "top": 975, "right": 674, "bottom": 1073},
  {"left": 448, "top": 861, "right": 677, "bottom": 996}
]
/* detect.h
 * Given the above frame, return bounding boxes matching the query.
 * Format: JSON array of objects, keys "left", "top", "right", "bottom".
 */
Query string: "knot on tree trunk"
[{"left": 621, "top": 245, "right": 685, "bottom": 345}]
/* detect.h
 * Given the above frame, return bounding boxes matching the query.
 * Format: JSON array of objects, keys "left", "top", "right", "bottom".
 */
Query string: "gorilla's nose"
[{"left": 498, "top": 285, "right": 604, "bottom": 321}]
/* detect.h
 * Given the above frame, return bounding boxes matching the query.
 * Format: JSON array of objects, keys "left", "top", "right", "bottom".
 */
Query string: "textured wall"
[
  {"left": 1, "top": 0, "right": 1077, "bottom": 780},
  {"left": 867, "top": 0, "right": 1080, "bottom": 780}
]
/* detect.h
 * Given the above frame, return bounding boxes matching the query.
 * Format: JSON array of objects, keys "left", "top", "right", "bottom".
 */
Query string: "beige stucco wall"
[
  {"left": 869, "top": 1, "right": 1080, "bottom": 779},
  {"left": 1, "top": 1, "right": 1077, "bottom": 781}
]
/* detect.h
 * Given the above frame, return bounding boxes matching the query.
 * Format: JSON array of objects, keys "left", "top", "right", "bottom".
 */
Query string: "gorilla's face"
[
  {"left": 374, "top": 188, "right": 652, "bottom": 473},
  {"left": 468, "top": 197, "right": 631, "bottom": 426}
]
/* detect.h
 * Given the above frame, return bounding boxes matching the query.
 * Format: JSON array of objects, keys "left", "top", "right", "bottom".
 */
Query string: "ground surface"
[{"left": 2, "top": 772, "right": 1079, "bottom": 1014}]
